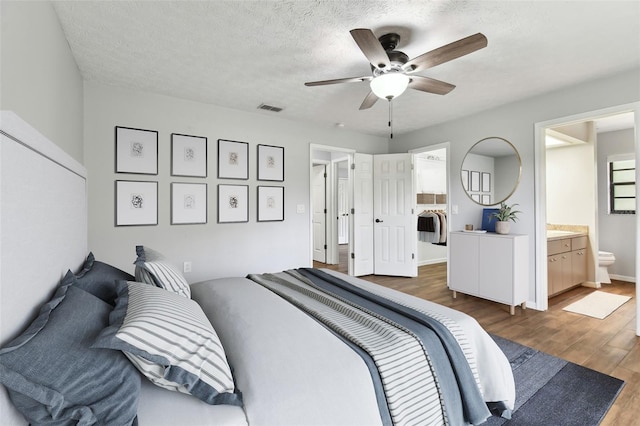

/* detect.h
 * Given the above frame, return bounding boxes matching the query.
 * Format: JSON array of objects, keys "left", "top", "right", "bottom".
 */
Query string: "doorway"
[
  {"left": 310, "top": 145, "right": 354, "bottom": 274},
  {"left": 411, "top": 145, "right": 450, "bottom": 269},
  {"left": 534, "top": 102, "right": 639, "bottom": 336}
]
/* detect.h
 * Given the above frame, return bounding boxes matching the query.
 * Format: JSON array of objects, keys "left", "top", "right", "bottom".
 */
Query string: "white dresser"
[{"left": 449, "top": 231, "right": 529, "bottom": 315}]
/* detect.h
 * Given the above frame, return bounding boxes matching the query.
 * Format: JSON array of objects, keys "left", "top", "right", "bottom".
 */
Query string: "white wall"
[
  {"left": 84, "top": 82, "right": 387, "bottom": 281},
  {"left": 0, "top": 1, "right": 84, "bottom": 163},
  {"left": 546, "top": 137, "right": 597, "bottom": 283},
  {"left": 546, "top": 142, "right": 596, "bottom": 226},
  {"left": 598, "top": 128, "right": 636, "bottom": 281},
  {"left": 390, "top": 68, "right": 640, "bottom": 306}
]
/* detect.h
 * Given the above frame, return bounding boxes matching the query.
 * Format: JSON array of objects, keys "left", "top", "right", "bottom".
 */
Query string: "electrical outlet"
[{"left": 183, "top": 261, "right": 192, "bottom": 273}]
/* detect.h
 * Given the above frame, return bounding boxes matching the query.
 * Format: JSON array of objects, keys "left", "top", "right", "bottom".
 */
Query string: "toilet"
[{"left": 598, "top": 251, "right": 616, "bottom": 284}]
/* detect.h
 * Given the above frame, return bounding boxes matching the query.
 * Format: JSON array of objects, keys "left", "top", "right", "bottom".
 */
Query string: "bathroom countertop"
[{"left": 546, "top": 230, "right": 587, "bottom": 241}]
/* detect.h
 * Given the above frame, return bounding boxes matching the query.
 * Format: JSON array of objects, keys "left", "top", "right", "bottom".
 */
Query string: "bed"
[{"left": 0, "top": 112, "right": 515, "bottom": 425}]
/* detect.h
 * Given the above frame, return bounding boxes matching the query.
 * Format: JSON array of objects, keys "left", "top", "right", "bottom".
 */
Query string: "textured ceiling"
[{"left": 52, "top": 1, "right": 640, "bottom": 138}]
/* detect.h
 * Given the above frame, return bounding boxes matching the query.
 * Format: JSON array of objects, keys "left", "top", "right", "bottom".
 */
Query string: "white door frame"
[
  {"left": 309, "top": 144, "right": 355, "bottom": 271},
  {"left": 533, "top": 102, "right": 639, "bottom": 336},
  {"left": 409, "top": 142, "right": 451, "bottom": 278}
]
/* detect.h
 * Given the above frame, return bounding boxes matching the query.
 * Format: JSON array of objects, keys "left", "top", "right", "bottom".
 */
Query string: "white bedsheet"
[
  {"left": 192, "top": 276, "right": 384, "bottom": 426},
  {"left": 187, "top": 270, "right": 515, "bottom": 426},
  {"left": 137, "top": 379, "right": 248, "bottom": 425}
]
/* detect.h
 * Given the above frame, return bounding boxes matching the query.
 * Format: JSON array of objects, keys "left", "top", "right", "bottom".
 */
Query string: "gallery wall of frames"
[{"left": 113, "top": 126, "right": 285, "bottom": 227}]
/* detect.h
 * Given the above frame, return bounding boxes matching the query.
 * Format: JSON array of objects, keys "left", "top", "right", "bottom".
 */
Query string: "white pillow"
[
  {"left": 93, "top": 281, "right": 242, "bottom": 406},
  {"left": 134, "top": 245, "right": 191, "bottom": 298}
]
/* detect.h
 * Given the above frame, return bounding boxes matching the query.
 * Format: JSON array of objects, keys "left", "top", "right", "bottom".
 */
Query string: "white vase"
[{"left": 495, "top": 221, "right": 510, "bottom": 234}]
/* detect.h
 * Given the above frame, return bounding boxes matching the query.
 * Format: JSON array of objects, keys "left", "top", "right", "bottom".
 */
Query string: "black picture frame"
[
  {"left": 115, "top": 180, "right": 158, "bottom": 226},
  {"left": 257, "top": 186, "right": 284, "bottom": 222},
  {"left": 171, "top": 133, "right": 207, "bottom": 178},
  {"left": 257, "top": 144, "right": 284, "bottom": 182},
  {"left": 217, "top": 139, "right": 249, "bottom": 180},
  {"left": 217, "top": 184, "right": 249, "bottom": 223},
  {"left": 115, "top": 126, "right": 158, "bottom": 175},
  {"left": 171, "top": 182, "right": 208, "bottom": 225}
]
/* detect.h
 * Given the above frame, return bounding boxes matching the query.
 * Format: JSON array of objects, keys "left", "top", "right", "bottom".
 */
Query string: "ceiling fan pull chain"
[{"left": 388, "top": 99, "right": 393, "bottom": 139}]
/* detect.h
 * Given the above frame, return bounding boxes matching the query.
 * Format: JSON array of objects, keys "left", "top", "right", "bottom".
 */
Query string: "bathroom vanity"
[
  {"left": 547, "top": 230, "right": 588, "bottom": 296},
  {"left": 449, "top": 231, "right": 529, "bottom": 315}
]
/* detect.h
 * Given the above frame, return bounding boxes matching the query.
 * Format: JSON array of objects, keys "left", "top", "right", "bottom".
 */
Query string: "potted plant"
[{"left": 490, "top": 202, "right": 521, "bottom": 234}]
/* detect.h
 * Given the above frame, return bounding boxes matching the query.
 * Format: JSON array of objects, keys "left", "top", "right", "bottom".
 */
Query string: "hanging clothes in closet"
[{"left": 417, "top": 210, "right": 447, "bottom": 245}]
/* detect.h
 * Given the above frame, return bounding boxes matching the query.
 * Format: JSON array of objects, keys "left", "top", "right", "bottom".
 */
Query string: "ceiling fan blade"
[
  {"left": 305, "top": 76, "right": 372, "bottom": 86},
  {"left": 403, "top": 33, "right": 487, "bottom": 73},
  {"left": 359, "top": 91, "right": 379, "bottom": 110},
  {"left": 409, "top": 75, "right": 456, "bottom": 95},
  {"left": 350, "top": 28, "right": 391, "bottom": 70}
]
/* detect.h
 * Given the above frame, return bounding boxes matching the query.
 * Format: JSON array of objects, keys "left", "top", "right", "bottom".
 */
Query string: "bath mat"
[{"left": 562, "top": 291, "right": 631, "bottom": 319}]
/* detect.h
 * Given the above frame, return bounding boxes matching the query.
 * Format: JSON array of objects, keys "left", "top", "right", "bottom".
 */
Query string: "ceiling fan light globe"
[{"left": 370, "top": 73, "right": 410, "bottom": 100}]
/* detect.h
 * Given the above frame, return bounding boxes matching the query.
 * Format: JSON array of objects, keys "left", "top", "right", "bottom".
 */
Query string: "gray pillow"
[
  {"left": 134, "top": 245, "right": 191, "bottom": 298},
  {"left": 74, "top": 252, "right": 134, "bottom": 305},
  {"left": 0, "top": 271, "right": 141, "bottom": 425}
]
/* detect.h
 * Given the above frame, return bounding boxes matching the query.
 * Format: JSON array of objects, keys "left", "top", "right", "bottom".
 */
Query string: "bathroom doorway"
[{"left": 534, "top": 102, "right": 639, "bottom": 335}]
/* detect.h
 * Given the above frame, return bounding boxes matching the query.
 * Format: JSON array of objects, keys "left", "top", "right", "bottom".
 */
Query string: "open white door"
[
  {"left": 352, "top": 153, "right": 374, "bottom": 276},
  {"left": 338, "top": 178, "right": 349, "bottom": 244},
  {"left": 373, "top": 154, "right": 417, "bottom": 277},
  {"left": 312, "top": 164, "right": 326, "bottom": 263}
]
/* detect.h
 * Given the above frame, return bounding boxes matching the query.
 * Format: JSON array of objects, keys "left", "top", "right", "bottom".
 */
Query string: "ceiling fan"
[{"left": 305, "top": 29, "right": 488, "bottom": 110}]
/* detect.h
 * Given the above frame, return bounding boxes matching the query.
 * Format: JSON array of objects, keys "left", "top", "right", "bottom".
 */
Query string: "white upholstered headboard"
[{"left": 0, "top": 111, "right": 88, "bottom": 424}]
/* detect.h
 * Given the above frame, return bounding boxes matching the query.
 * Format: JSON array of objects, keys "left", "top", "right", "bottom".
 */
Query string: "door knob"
[{"left": 375, "top": 218, "right": 383, "bottom": 223}]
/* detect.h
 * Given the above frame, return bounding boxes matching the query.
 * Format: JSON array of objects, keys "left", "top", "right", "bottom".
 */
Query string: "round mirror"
[{"left": 461, "top": 137, "right": 521, "bottom": 206}]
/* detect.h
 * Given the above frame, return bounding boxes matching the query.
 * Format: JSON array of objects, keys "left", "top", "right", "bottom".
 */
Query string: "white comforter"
[{"left": 150, "top": 269, "right": 515, "bottom": 426}]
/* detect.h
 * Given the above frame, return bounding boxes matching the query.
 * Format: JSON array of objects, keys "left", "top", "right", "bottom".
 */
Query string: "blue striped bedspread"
[{"left": 247, "top": 268, "right": 500, "bottom": 426}]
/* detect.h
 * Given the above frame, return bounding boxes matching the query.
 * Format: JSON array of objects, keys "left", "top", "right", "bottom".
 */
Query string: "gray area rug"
[{"left": 486, "top": 335, "right": 624, "bottom": 425}]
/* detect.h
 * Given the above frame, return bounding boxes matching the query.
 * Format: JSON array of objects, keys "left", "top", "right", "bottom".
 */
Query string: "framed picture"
[
  {"left": 257, "top": 186, "right": 284, "bottom": 222},
  {"left": 470, "top": 171, "right": 480, "bottom": 192},
  {"left": 218, "top": 184, "right": 249, "bottom": 223},
  {"left": 481, "top": 208, "right": 500, "bottom": 232},
  {"left": 171, "top": 133, "right": 207, "bottom": 177},
  {"left": 115, "top": 126, "right": 158, "bottom": 175},
  {"left": 257, "top": 144, "right": 284, "bottom": 181},
  {"left": 461, "top": 169, "right": 469, "bottom": 191},
  {"left": 115, "top": 180, "right": 158, "bottom": 226},
  {"left": 481, "top": 172, "right": 491, "bottom": 192},
  {"left": 171, "top": 183, "right": 207, "bottom": 225},
  {"left": 218, "top": 139, "right": 248, "bottom": 179}
]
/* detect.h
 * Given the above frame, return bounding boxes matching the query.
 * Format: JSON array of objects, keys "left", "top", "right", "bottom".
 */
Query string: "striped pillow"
[
  {"left": 134, "top": 245, "right": 191, "bottom": 298},
  {"left": 93, "top": 281, "right": 242, "bottom": 406}
]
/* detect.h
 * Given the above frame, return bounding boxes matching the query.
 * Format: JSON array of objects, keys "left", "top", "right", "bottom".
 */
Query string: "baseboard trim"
[
  {"left": 610, "top": 274, "right": 636, "bottom": 283},
  {"left": 418, "top": 258, "right": 447, "bottom": 266}
]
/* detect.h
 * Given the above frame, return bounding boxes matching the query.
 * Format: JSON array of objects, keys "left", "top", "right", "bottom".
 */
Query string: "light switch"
[{"left": 296, "top": 204, "right": 305, "bottom": 214}]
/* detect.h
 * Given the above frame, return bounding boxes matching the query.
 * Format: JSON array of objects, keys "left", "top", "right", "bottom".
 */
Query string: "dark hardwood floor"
[{"left": 313, "top": 255, "right": 639, "bottom": 425}]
